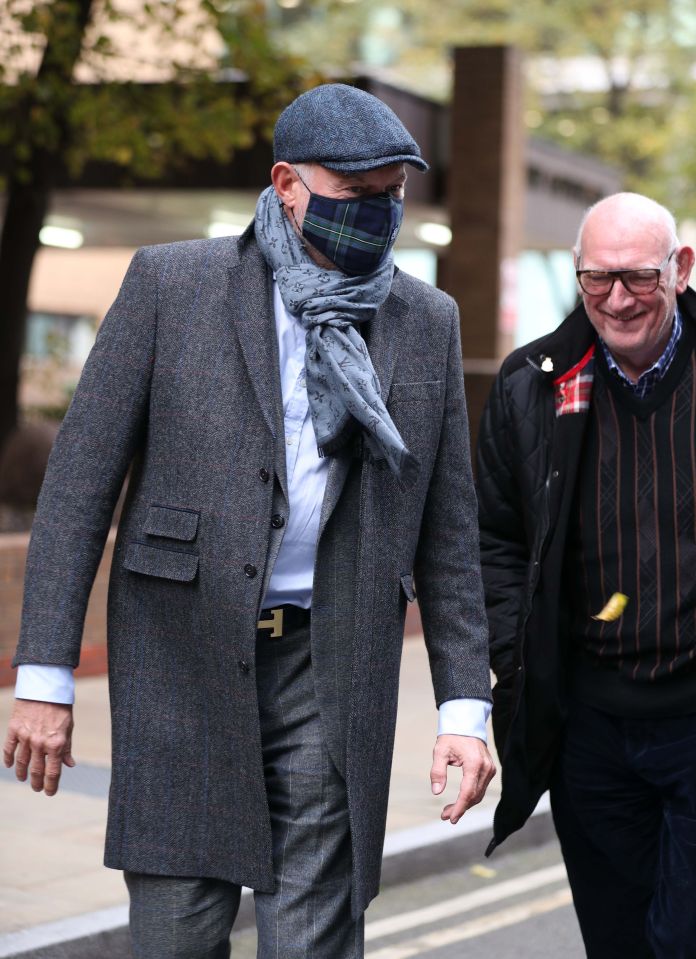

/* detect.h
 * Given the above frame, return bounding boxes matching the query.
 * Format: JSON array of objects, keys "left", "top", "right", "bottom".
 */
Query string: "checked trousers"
[{"left": 126, "top": 621, "right": 363, "bottom": 959}]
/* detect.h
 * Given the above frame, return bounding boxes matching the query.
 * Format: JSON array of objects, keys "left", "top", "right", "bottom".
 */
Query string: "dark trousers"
[
  {"left": 126, "top": 623, "right": 362, "bottom": 958},
  {"left": 550, "top": 701, "right": 696, "bottom": 959}
]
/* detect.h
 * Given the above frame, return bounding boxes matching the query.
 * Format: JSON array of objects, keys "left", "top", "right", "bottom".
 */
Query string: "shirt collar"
[{"left": 600, "top": 308, "right": 682, "bottom": 399}]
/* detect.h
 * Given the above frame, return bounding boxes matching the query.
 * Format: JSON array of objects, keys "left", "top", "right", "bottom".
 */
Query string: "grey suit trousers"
[{"left": 125, "top": 621, "right": 363, "bottom": 959}]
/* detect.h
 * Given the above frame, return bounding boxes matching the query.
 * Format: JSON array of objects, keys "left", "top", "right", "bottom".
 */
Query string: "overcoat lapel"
[
  {"left": 366, "top": 287, "right": 406, "bottom": 405},
  {"left": 229, "top": 242, "right": 288, "bottom": 500},
  {"left": 317, "top": 288, "right": 408, "bottom": 540}
]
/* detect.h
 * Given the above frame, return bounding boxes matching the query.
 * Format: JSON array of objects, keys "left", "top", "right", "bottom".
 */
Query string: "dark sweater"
[{"left": 568, "top": 323, "right": 696, "bottom": 716}]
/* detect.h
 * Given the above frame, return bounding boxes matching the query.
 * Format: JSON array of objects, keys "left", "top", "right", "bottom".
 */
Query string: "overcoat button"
[
  {"left": 259, "top": 468, "right": 270, "bottom": 483},
  {"left": 271, "top": 514, "right": 285, "bottom": 529},
  {"left": 244, "top": 564, "right": 257, "bottom": 578},
  {"left": 552, "top": 470, "right": 560, "bottom": 478},
  {"left": 238, "top": 660, "right": 250, "bottom": 674}
]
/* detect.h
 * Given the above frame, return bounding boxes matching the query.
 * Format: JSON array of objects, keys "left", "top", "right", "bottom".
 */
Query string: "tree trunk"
[
  {"left": 0, "top": 181, "right": 50, "bottom": 448},
  {"left": 0, "top": 0, "right": 95, "bottom": 455}
]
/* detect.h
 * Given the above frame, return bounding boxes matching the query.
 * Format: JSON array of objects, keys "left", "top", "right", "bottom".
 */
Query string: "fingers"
[
  {"left": 30, "top": 732, "right": 72, "bottom": 795},
  {"left": 441, "top": 775, "right": 478, "bottom": 825},
  {"left": 3, "top": 727, "right": 20, "bottom": 769},
  {"left": 13, "top": 737, "right": 31, "bottom": 782},
  {"left": 30, "top": 746, "right": 47, "bottom": 792},
  {"left": 43, "top": 752, "right": 67, "bottom": 797},
  {"left": 434, "top": 735, "right": 496, "bottom": 825},
  {"left": 430, "top": 743, "right": 449, "bottom": 796},
  {"left": 443, "top": 764, "right": 488, "bottom": 824},
  {"left": 32, "top": 734, "right": 74, "bottom": 796},
  {"left": 447, "top": 752, "right": 496, "bottom": 824},
  {"left": 4, "top": 701, "right": 74, "bottom": 796}
]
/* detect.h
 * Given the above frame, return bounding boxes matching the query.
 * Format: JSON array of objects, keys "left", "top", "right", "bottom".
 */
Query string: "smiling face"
[
  {"left": 271, "top": 161, "right": 407, "bottom": 270},
  {"left": 576, "top": 196, "right": 694, "bottom": 382}
]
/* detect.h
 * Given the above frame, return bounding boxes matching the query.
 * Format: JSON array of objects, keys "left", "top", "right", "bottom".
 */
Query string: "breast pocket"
[{"left": 387, "top": 380, "right": 442, "bottom": 406}]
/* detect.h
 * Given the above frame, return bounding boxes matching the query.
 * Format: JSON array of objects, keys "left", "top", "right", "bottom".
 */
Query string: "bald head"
[
  {"left": 574, "top": 193, "right": 678, "bottom": 267},
  {"left": 573, "top": 191, "right": 695, "bottom": 383}
]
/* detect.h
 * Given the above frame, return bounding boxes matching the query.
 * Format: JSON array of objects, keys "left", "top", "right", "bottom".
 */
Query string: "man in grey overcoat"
[{"left": 3, "top": 83, "right": 494, "bottom": 958}]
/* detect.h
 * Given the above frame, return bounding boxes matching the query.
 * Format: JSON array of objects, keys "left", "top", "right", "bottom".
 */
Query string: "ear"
[
  {"left": 271, "top": 162, "right": 303, "bottom": 210},
  {"left": 675, "top": 245, "right": 696, "bottom": 293}
]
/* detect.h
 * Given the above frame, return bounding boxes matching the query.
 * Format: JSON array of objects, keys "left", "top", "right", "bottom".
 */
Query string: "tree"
[
  {"left": 273, "top": 0, "right": 696, "bottom": 216},
  {"left": 511, "top": 0, "right": 696, "bottom": 213},
  {"left": 0, "top": 0, "right": 318, "bottom": 455}
]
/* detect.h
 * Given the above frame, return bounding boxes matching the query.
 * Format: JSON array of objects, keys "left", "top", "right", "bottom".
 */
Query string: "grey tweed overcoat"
[{"left": 14, "top": 227, "right": 490, "bottom": 916}]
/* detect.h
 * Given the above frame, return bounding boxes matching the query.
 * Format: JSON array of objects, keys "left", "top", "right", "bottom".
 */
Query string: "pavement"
[{"left": 0, "top": 636, "right": 554, "bottom": 958}]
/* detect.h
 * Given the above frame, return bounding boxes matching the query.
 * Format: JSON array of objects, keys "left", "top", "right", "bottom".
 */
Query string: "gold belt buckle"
[{"left": 257, "top": 607, "right": 283, "bottom": 638}]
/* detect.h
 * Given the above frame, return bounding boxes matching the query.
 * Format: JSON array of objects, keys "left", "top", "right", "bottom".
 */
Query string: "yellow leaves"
[
  {"left": 592, "top": 592, "right": 629, "bottom": 623},
  {"left": 470, "top": 863, "right": 497, "bottom": 879}
]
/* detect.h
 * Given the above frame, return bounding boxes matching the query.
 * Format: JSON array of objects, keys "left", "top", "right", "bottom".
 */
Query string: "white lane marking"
[
  {"left": 0, "top": 797, "right": 554, "bottom": 956},
  {"left": 366, "top": 888, "right": 573, "bottom": 957},
  {"left": 365, "top": 863, "right": 567, "bottom": 940}
]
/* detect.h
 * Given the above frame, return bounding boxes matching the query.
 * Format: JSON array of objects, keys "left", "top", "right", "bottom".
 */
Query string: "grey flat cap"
[{"left": 273, "top": 83, "right": 428, "bottom": 173}]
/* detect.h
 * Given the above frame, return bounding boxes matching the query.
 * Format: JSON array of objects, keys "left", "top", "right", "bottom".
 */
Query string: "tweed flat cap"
[{"left": 273, "top": 83, "right": 428, "bottom": 173}]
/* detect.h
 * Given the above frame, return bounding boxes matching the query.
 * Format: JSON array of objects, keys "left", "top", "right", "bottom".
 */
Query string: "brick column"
[{"left": 445, "top": 45, "right": 525, "bottom": 454}]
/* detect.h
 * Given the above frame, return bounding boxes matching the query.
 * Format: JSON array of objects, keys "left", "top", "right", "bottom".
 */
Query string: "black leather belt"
[{"left": 257, "top": 605, "right": 311, "bottom": 638}]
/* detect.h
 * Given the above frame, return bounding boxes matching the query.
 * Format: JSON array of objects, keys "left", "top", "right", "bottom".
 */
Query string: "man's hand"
[
  {"left": 3, "top": 700, "right": 75, "bottom": 796},
  {"left": 430, "top": 734, "right": 496, "bottom": 825}
]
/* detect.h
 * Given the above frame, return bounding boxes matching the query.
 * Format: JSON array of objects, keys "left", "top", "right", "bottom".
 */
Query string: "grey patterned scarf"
[{"left": 254, "top": 186, "right": 419, "bottom": 488}]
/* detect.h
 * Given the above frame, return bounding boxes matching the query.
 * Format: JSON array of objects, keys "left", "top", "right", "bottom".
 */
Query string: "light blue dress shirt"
[
  {"left": 262, "top": 281, "right": 329, "bottom": 609},
  {"left": 16, "top": 279, "right": 491, "bottom": 741}
]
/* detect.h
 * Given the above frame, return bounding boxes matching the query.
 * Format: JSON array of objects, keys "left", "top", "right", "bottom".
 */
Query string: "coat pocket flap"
[
  {"left": 124, "top": 542, "right": 199, "bottom": 582},
  {"left": 400, "top": 573, "right": 416, "bottom": 602},
  {"left": 144, "top": 505, "right": 199, "bottom": 541}
]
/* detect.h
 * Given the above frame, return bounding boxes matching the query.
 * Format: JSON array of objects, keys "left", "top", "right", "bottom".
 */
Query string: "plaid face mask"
[{"left": 297, "top": 177, "right": 404, "bottom": 276}]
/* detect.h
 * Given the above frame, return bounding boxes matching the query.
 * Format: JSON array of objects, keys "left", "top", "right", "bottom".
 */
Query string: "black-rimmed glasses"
[{"left": 576, "top": 249, "right": 676, "bottom": 295}]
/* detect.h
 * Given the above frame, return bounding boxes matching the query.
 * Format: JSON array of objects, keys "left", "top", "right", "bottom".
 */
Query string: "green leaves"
[
  {"left": 272, "top": 0, "right": 696, "bottom": 218},
  {"left": 1, "top": 0, "right": 317, "bottom": 187}
]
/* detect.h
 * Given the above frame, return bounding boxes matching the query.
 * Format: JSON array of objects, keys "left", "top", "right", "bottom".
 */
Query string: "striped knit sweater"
[{"left": 568, "top": 321, "right": 696, "bottom": 716}]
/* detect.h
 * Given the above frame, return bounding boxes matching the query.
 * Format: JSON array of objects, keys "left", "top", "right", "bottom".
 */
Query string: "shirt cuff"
[
  {"left": 15, "top": 664, "right": 75, "bottom": 705},
  {"left": 437, "top": 697, "right": 492, "bottom": 743}
]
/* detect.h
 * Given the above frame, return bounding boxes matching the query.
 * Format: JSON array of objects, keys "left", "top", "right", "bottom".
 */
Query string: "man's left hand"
[{"left": 430, "top": 735, "right": 496, "bottom": 825}]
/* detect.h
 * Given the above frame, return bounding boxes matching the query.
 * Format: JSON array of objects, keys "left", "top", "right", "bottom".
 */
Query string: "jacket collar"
[{"left": 524, "top": 301, "right": 594, "bottom": 383}]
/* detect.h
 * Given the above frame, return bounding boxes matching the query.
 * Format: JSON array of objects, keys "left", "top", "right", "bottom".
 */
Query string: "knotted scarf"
[{"left": 254, "top": 186, "right": 419, "bottom": 488}]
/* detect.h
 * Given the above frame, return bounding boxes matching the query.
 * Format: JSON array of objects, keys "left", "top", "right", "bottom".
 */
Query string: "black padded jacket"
[{"left": 476, "top": 287, "right": 696, "bottom": 855}]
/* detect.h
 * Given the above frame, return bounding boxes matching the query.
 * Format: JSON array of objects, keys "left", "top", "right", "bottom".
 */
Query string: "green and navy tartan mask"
[{"left": 297, "top": 174, "right": 403, "bottom": 276}]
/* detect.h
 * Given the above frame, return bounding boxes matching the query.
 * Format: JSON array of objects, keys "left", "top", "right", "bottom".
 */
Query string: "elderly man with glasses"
[{"left": 477, "top": 192, "right": 696, "bottom": 958}]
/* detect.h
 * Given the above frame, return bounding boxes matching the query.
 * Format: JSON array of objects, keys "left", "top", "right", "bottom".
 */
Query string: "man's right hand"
[{"left": 3, "top": 699, "right": 75, "bottom": 796}]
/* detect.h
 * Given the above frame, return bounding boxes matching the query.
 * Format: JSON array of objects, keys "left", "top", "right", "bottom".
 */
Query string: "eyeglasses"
[{"left": 576, "top": 249, "right": 677, "bottom": 296}]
